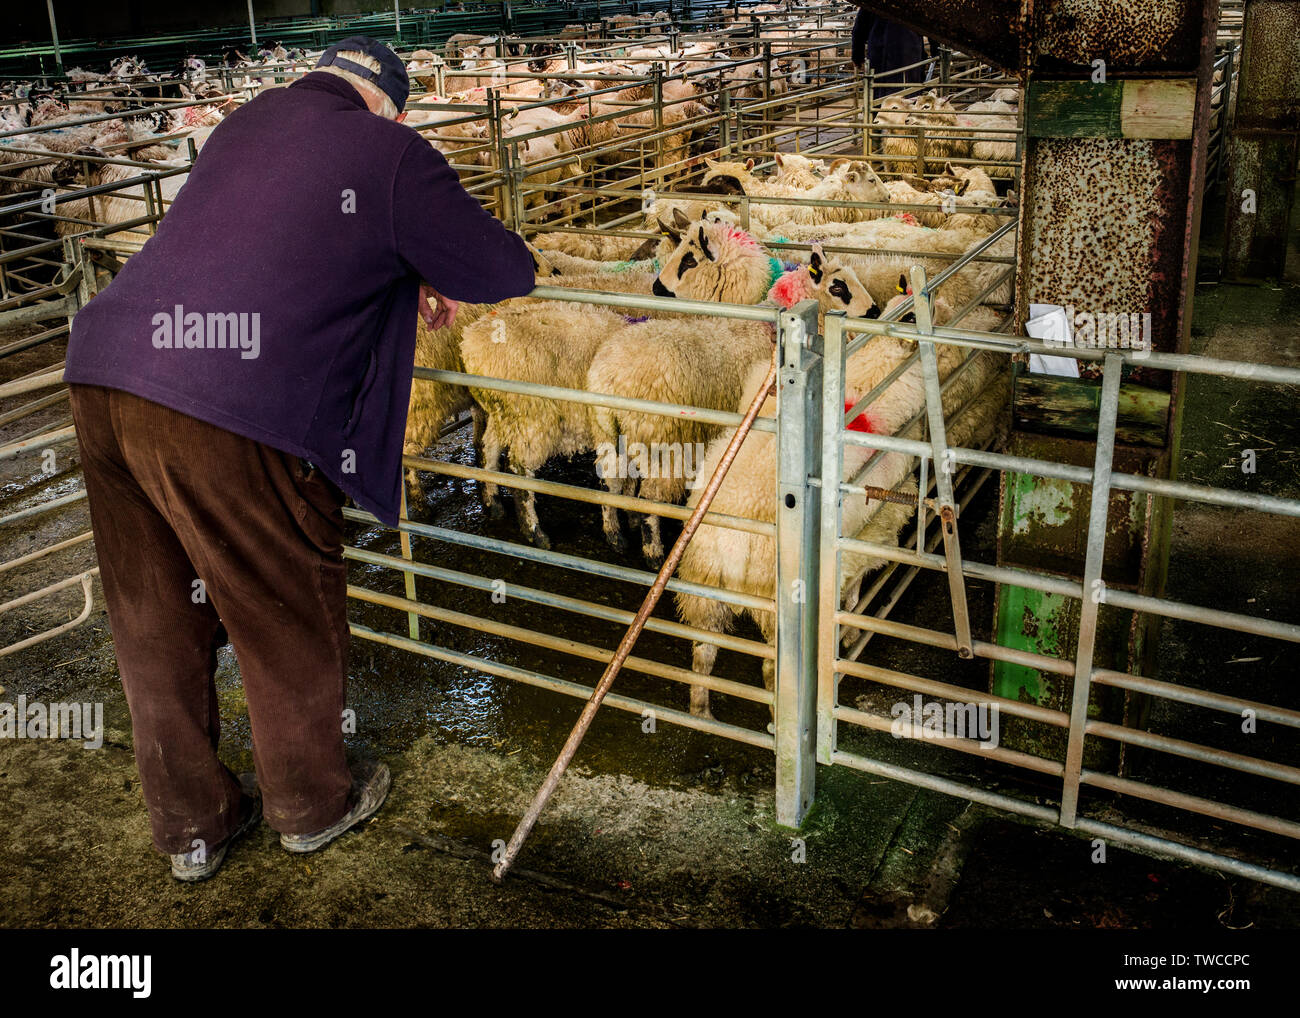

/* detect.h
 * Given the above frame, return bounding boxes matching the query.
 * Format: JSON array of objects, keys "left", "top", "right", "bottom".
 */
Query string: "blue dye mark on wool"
[{"left": 621, "top": 314, "right": 650, "bottom": 324}]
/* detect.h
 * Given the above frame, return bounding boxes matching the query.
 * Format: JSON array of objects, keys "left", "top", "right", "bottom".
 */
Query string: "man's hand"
[{"left": 418, "top": 283, "right": 458, "bottom": 331}]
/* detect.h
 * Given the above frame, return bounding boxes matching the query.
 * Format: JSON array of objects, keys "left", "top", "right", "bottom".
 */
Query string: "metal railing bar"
[
  {"left": 351, "top": 621, "right": 774, "bottom": 750},
  {"left": 342, "top": 507, "right": 775, "bottom": 614},
  {"left": 344, "top": 544, "right": 773, "bottom": 662},
  {"left": 350, "top": 583, "right": 772, "bottom": 705}
]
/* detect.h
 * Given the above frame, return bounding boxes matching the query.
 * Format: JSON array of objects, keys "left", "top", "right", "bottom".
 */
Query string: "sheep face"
[
  {"left": 652, "top": 221, "right": 769, "bottom": 303},
  {"left": 809, "top": 248, "right": 878, "bottom": 320},
  {"left": 701, "top": 156, "right": 755, "bottom": 192},
  {"left": 873, "top": 96, "right": 912, "bottom": 131},
  {"left": 908, "top": 93, "right": 958, "bottom": 129},
  {"left": 826, "top": 160, "right": 890, "bottom": 207}
]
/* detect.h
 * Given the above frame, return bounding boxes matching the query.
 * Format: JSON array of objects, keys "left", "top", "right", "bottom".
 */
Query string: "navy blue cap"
[{"left": 316, "top": 36, "right": 410, "bottom": 113}]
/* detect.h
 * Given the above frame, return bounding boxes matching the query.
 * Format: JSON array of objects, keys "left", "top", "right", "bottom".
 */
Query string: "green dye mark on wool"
[{"left": 766, "top": 256, "right": 785, "bottom": 293}]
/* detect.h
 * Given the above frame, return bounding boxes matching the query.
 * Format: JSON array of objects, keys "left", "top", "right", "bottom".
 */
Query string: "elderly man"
[{"left": 63, "top": 37, "right": 535, "bottom": 880}]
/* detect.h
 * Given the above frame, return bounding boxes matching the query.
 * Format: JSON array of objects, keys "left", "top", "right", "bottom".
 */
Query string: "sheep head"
[
  {"left": 769, "top": 244, "right": 878, "bottom": 320},
  {"left": 653, "top": 220, "right": 771, "bottom": 303}
]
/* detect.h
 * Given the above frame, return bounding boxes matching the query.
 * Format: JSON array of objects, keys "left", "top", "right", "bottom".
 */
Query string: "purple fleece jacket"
[{"left": 64, "top": 72, "right": 535, "bottom": 526}]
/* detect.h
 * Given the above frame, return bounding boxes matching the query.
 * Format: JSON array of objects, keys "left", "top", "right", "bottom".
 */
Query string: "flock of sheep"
[
  {"left": 0, "top": 17, "right": 1021, "bottom": 723},
  {"left": 403, "top": 142, "right": 1016, "bottom": 720}
]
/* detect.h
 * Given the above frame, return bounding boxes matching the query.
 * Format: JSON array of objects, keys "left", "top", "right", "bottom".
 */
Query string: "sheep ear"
[
  {"left": 745, "top": 158, "right": 755, "bottom": 170},
  {"left": 671, "top": 206, "right": 691, "bottom": 229},
  {"left": 808, "top": 244, "right": 825, "bottom": 283},
  {"left": 774, "top": 153, "right": 784, "bottom": 165},
  {"left": 945, "top": 161, "right": 957, "bottom": 176},
  {"left": 953, "top": 178, "right": 970, "bottom": 196},
  {"left": 828, "top": 158, "right": 849, "bottom": 174},
  {"left": 897, "top": 273, "right": 909, "bottom": 294},
  {"left": 697, "top": 225, "right": 714, "bottom": 261}
]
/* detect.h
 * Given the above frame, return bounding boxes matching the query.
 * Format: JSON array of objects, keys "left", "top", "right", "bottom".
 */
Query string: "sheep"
[
  {"left": 458, "top": 302, "right": 629, "bottom": 547},
  {"left": 652, "top": 219, "right": 787, "bottom": 304},
  {"left": 905, "top": 92, "right": 971, "bottom": 175},
  {"left": 701, "top": 157, "right": 891, "bottom": 230},
  {"left": 873, "top": 94, "right": 919, "bottom": 176},
  {"left": 403, "top": 245, "right": 560, "bottom": 503},
  {"left": 418, "top": 246, "right": 665, "bottom": 536},
  {"left": 590, "top": 242, "right": 879, "bottom": 564},
  {"left": 403, "top": 99, "right": 491, "bottom": 177},
  {"left": 957, "top": 99, "right": 1018, "bottom": 179},
  {"left": 52, "top": 158, "right": 190, "bottom": 241},
  {"left": 505, "top": 122, "right": 585, "bottom": 221},
  {"left": 673, "top": 285, "right": 1010, "bottom": 720}
]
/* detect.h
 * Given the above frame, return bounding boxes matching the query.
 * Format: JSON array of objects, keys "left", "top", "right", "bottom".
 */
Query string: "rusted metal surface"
[
  {"left": 1223, "top": 0, "right": 1300, "bottom": 279},
  {"left": 855, "top": 0, "right": 1206, "bottom": 73},
  {"left": 1016, "top": 136, "right": 1192, "bottom": 365},
  {"left": 1034, "top": 0, "right": 1202, "bottom": 71}
]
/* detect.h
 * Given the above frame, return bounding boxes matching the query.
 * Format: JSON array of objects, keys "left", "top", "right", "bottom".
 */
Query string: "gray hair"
[{"left": 314, "top": 50, "right": 399, "bottom": 119}]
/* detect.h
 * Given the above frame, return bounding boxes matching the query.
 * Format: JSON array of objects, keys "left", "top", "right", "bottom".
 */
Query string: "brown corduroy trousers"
[{"left": 69, "top": 384, "right": 353, "bottom": 855}]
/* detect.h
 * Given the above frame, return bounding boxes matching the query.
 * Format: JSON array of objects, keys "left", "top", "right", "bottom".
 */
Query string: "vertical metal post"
[
  {"left": 762, "top": 41, "right": 772, "bottom": 103},
  {"left": 863, "top": 68, "right": 873, "bottom": 158},
  {"left": 247, "top": 0, "right": 258, "bottom": 47},
  {"left": 720, "top": 87, "right": 732, "bottom": 153},
  {"left": 1223, "top": 0, "right": 1298, "bottom": 279},
  {"left": 45, "top": 0, "right": 63, "bottom": 75},
  {"left": 912, "top": 265, "right": 973, "bottom": 657},
  {"left": 774, "top": 299, "right": 822, "bottom": 827},
  {"left": 394, "top": 0, "right": 402, "bottom": 38},
  {"left": 1059, "top": 353, "right": 1123, "bottom": 826},
  {"left": 816, "top": 311, "right": 846, "bottom": 764},
  {"left": 651, "top": 64, "right": 664, "bottom": 186},
  {"left": 399, "top": 485, "right": 419, "bottom": 640}
]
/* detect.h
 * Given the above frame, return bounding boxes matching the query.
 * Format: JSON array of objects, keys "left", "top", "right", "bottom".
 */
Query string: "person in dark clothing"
[
  {"left": 63, "top": 37, "right": 536, "bottom": 881},
  {"left": 851, "top": 8, "right": 928, "bottom": 95}
]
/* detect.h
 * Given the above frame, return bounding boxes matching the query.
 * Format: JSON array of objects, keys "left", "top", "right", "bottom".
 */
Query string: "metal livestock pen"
[{"left": 1, "top": 4, "right": 1295, "bottom": 895}]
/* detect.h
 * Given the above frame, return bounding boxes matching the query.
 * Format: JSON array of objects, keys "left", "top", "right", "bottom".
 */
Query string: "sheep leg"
[
  {"left": 471, "top": 403, "right": 487, "bottom": 467},
  {"left": 510, "top": 457, "right": 552, "bottom": 551},
  {"left": 480, "top": 423, "right": 507, "bottom": 520},
  {"left": 689, "top": 641, "right": 717, "bottom": 721},
  {"left": 599, "top": 476, "right": 630, "bottom": 555},
  {"left": 403, "top": 440, "right": 425, "bottom": 504},
  {"left": 839, "top": 575, "right": 865, "bottom": 651},
  {"left": 761, "top": 656, "right": 777, "bottom": 733},
  {"left": 641, "top": 513, "right": 665, "bottom": 569}
]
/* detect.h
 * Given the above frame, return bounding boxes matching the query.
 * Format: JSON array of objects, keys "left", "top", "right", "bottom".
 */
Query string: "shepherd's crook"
[{"left": 491, "top": 355, "right": 780, "bottom": 882}]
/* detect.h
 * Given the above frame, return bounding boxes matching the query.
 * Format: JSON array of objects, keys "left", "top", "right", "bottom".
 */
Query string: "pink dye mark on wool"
[
  {"left": 768, "top": 268, "right": 813, "bottom": 309},
  {"left": 722, "top": 226, "right": 762, "bottom": 251},
  {"left": 896, "top": 212, "right": 918, "bottom": 226}
]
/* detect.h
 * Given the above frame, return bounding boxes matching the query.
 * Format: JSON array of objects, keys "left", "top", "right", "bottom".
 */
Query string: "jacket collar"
[{"left": 289, "top": 70, "right": 368, "bottom": 110}]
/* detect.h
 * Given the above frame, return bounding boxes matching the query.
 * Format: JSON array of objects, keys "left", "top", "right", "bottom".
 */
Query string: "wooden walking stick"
[{"left": 491, "top": 355, "right": 779, "bottom": 882}]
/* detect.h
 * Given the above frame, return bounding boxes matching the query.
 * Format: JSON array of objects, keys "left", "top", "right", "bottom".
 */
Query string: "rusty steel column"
[
  {"left": 1223, "top": 0, "right": 1300, "bottom": 280},
  {"left": 856, "top": 2, "right": 1220, "bottom": 785}
]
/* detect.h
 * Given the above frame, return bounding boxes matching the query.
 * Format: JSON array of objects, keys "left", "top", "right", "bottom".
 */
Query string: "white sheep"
[
  {"left": 458, "top": 301, "right": 629, "bottom": 547},
  {"left": 673, "top": 284, "right": 1009, "bottom": 720},
  {"left": 591, "top": 238, "right": 879, "bottom": 563}
]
